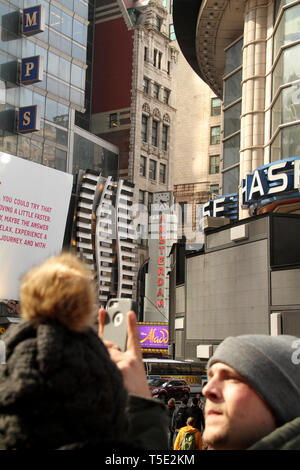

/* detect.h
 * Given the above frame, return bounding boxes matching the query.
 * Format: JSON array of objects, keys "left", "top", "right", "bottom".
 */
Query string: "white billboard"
[{"left": 0, "top": 152, "right": 73, "bottom": 300}]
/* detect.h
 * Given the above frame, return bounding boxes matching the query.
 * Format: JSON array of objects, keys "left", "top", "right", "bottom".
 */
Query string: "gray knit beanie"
[{"left": 207, "top": 335, "right": 300, "bottom": 426}]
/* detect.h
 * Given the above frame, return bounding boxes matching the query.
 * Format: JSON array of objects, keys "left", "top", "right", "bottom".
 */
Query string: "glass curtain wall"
[
  {"left": 0, "top": 0, "right": 88, "bottom": 171},
  {"left": 271, "top": 0, "right": 300, "bottom": 161},
  {"left": 72, "top": 130, "right": 119, "bottom": 178},
  {"left": 222, "top": 37, "right": 243, "bottom": 195}
]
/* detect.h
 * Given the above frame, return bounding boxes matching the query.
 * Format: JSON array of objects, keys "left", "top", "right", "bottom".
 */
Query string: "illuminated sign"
[
  {"left": 20, "top": 56, "right": 43, "bottom": 84},
  {"left": 202, "top": 193, "right": 238, "bottom": 222},
  {"left": 17, "top": 105, "right": 40, "bottom": 133},
  {"left": 156, "top": 215, "right": 166, "bottom": 309},
  {"left": 138, "top": 324, "right": 169, "bottom": 349},
  {"left": 242, "top": 157, "right": 300, "bottom": 206},
  {"left": 202, "top": 157, "right": 300, "bottom": 223},
  {"left": 22, "top": 5, "right": 45, "bottom": 36}
]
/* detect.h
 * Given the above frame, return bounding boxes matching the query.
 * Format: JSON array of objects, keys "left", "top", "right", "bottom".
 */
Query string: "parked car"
[{"left": 148, "top": 377, "right": 190, "bottom": 403}]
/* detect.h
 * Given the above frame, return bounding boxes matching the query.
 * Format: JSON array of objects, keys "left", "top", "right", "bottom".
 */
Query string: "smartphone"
[{"left": 102, "top": 298, "right": 137, "bottom": 351}]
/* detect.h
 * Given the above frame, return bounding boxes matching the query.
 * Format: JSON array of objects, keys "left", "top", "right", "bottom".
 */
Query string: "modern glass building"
[
  {"left": 0, "top": 0, "right": 119, "bottom": 326},
  {"left": 0, "top": 0, "right": 118, "bottom": 175}
]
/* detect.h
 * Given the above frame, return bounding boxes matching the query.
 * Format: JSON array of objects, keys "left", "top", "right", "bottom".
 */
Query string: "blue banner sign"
[
  {"left": 242, "top": 157, "right": 300, "bottom": 207},
  {"left": 22, "top": 5, "right": 45, "bottom": 36},
  {"left": 203, "top": 193, "right": 238, "bottom": 222},
  {"left": 20, "top": 56, "right": 43, "bottom": 84},
  {"left": 17, "top": 105, "right": 40, "bottom": 133}
]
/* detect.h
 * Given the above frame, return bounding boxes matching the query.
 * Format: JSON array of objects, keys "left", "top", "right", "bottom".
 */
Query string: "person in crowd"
[
  {"left": 189, "top": 397, "right": 205, "bottom": 433},
  {"left": 171, "top": 397, "right": 191, "bottom": 438},
  {"left": 202, "top": 334, "right": 300, "bottom": 450},
  {"left": 167, "top": 398, "right": 176, "bottom": 449},
  {"left": 173, "top": 417, "right": 202, "bottom": 450},
  {"left": 0, "top": 253, "right": 168, "bottom": 450}
]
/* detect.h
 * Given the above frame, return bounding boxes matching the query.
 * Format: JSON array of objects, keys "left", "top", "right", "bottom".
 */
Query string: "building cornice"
[{"left": 173, "top": 0, "right": 245, "bottom": 98}]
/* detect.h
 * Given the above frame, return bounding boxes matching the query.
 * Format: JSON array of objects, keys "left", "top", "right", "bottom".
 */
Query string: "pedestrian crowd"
[
  {"left": 170, "top": 397, "right": 204, "bottom": 450},
  {"left": 0, "top": 253, "right": 299, "bottom": 451}
]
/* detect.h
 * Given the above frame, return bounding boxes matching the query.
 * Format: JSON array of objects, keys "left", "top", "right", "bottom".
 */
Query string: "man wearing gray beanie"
[{"left": 202, "top": 334, "right": 300, "bottom": 450}]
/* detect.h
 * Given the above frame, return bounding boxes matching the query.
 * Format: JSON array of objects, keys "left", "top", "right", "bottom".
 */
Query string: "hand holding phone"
[
  {"left": 98, "top": 303, "right": 151, "bottom": 398},
  {"left": 101, "top": 298, "right": 137, "bottom": 351}
]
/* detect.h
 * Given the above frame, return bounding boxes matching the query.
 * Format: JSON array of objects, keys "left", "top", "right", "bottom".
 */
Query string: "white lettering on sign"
[{"left": 242, "top": 157, "right": 300, "bottom": 206}]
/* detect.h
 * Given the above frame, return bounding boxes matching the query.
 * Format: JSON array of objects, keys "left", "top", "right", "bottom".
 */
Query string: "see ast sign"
[
  {"left": 203, "top": 157, "right": 300, "bottom": 221},
  {"left": 241, "top": 157, "right": 300, "bottom": 206}
]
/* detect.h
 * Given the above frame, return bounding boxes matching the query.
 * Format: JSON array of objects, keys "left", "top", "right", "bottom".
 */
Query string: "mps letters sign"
[
  {"left": 22, "top": 5, "right": 45, "bottom": 36},
  {"left": 17, "top": 105, "right": 40, "bottom": 133},
  {"left": 20, "top": 56, "right": 43, "bottom": 84}
]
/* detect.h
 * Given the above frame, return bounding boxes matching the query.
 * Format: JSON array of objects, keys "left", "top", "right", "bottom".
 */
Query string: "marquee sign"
[
  {"left": 138, "top": 323, "right": 169, "bottom": 349},
  {"left": 202, "top": 157, "right": 300, "bottom": 223},
  {"left": 242, "top": 157, "right": 300, "bottom": 207},
  {"left": 203, "top": 193, "right": 238, "bottom": 221}
]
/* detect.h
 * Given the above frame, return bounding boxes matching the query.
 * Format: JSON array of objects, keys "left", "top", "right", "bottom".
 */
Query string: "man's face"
[{"left": 202, "top": 362, "right": 276, "bottom": 450}]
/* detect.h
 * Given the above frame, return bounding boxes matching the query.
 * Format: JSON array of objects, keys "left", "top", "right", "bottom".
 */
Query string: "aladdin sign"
[{"left": 138, "top": 324, "right": 169, "bottom": 349}]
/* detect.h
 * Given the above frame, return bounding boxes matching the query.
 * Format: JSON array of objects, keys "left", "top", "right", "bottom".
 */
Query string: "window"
[
  {"left": 224, "top": 69, "right": 242, "bottom": 107},
  {"left": 210, "top": 184, "right": 219, "bottom": 196},
  {"left": 140, "top": 155, "right": 146, "bottom": 176},
  {"left": 225, "top": 38, "right": 243, "bottom": 75},
  {"left": 223, "top": 166, "right": 239, "bottom": 195},
  {"left": 149, "top": 159, "right": 157, "bottom": 180},
  {"left": 156, "top": 16, "right": 162, "bottom": 31},
  {"left": 160, "top": 163, "right": 166, "bottom": 184},
  {"left": 169, "top": 24, "right": 176, "bottom": 41},
  {"left": 210, "top": 126, "right": 221, "bottom": 145},
  {"left": 209, "top": 155, "right": 220, "bottom": 174},
  {"left": 152, "top": 120, "right": 159, "bottom": 147},
  {"left": 109, "top": 113, "right": 118, "bottom": 128},
  {"left": 153, "top": 83, "right": 160, "bottom": 99},
  {"left": 163, "top": 88, "right": 170, "bottom": 104},
  {"left": 162, "top": 124, "right": 169, "bottom": 151},
  {"left": 153, "top": 49, "right": 158, "bottom": 67},
  {"left": 223, "top": 134, "right": 240, "bottom": 169},
  {"left": 139, "top": 189, "right": 145, "bottom": 205},
  {"left": 143, "top": 77, "right": 150, "bottom": 94},
  {"left": 167, "top": 61, "right": 171, "bottom": 75},
  {"left": 154, "top": 49, "right": 163, "bottom": 69},
  {"left": 141, "top": 115, "right": 148, "bottom": 142},
  {"left": 211, "top": 97, "right": 221, "bottom": 116},
  {"left": 148, "top": 192, "right": 153, "bottom": 214},
  {"left": 144, "top": 47, "right": 148, "bottom": 61},
  {"left": 224, "top": 101, "right": 242, "bottom": 138},
  {"left": 158, "top": 52, "right": 162, "bottom": 69}
]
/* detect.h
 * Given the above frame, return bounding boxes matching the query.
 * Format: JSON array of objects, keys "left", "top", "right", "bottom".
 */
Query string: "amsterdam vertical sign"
[{"left": 144, "top": 192, "right": 176, "bottom": 322}]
